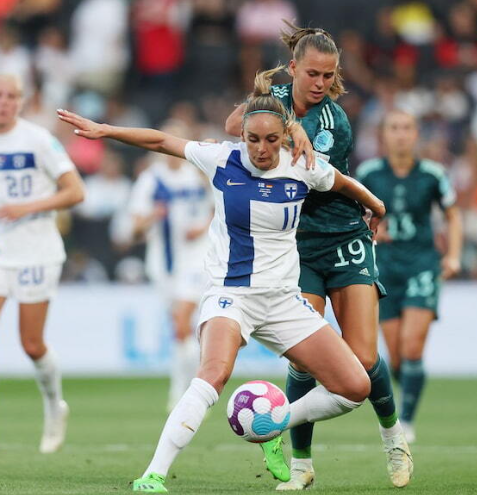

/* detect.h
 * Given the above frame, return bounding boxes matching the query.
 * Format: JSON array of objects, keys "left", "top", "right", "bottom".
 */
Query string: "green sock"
[
  {"left": 400, "top": 358, "right": 426, "bottom": 423},
  {"left": 287, "top": 364, "right": 315, "bottom": 458},
  {"left": 367, "top": 354, "right": 398, "bottom": 428}
]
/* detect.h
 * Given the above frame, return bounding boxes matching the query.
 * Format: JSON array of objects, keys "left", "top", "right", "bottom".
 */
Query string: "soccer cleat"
[
  {"left": 132, "top": 473, "right": 168, "bottom": 493},
  {"left": 39, "top": 400, "right": 69, "bottom": 454},
  {"left": 401, "top": 421, "right": 416, "bottom": 444},
  {"left": 260, "top": 436, "right": 291, "bottom": 482},
  {"left": 382, "top": 429, "right": 414, "bottom": 487},
  {"left": 276, "top": 462, "right": 315, "bottom": 491}
]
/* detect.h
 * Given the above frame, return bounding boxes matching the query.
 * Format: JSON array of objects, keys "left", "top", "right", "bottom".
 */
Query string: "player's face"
[
  {"left": 289, "top": 48, "right": 337, "bottom": 108},
  {"left": 242, "top": 114, "right": 285, "bottom": 171},
  {"left": 0, "top": 77, "right": 22, "bottom": 131},
  {"left": 382, "top": 111, "right": 419, "bottom": 156}
]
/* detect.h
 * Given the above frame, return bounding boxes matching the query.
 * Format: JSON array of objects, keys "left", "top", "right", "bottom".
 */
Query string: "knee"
[
  {"left": 172, "top": 314, "right": 192, "bottom": 342},
  {"left": 354, "top": 350, "right": 378, "bottom": 372},
  {"left": 401, "top": 342, "right": 423, "bottom": 361},
  {"left": 22, "top": 340, "right": 46, "bottom": 360},
  {"left": 197, "top": 361, "right": 232, "bottom": 395},
  {"left": 341, "top": 373, "right": 371, "bottom": 403}
]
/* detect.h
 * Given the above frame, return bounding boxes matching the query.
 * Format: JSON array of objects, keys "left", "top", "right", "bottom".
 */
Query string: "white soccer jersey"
[
  {"left": 0, "top": 118, "right": 75, "bottom": 267},
  {"left": 129, "top": 158, "right": 211, "bottom": 283},
  {"left": 184, "top": 141, "right": 336, "bottom": 288}
]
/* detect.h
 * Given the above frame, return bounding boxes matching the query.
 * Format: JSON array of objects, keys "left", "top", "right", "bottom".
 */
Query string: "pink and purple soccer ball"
[{"left": 227, "top": 380, "right": 290, "bottom": 443}]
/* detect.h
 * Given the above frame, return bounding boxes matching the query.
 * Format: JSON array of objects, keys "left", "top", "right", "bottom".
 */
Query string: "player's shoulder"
[
  {"left": 355, "top": 157, "right": 386, "bottom": 179},
  {"left": 418, "top": 158, "right": 447, "bottom": 179},
  {"left": 320, "top": 97, "right": 351, "bottom": 131}
]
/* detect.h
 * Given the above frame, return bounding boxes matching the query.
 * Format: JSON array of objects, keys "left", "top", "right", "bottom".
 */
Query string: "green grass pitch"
[{"left": 0, "top": 377, "right": 476, "bottom": 494}]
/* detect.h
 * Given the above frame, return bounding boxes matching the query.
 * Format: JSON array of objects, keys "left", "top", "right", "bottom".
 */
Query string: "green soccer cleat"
[
  {"left": 132, "top": 473, "right": 168, "bottom": 493},
  {"left": 260, "top": 436, "right": 291, "bottom": 482}
]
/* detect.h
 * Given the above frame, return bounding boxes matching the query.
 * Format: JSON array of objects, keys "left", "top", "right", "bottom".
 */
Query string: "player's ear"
[{"left": 288, "top": 59, "right": 297, "bottom": 78}]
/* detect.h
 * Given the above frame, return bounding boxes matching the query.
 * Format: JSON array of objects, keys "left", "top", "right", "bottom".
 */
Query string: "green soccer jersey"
[
  {"left": 356, "top": 157, "right": 456, "bottom": 267},
  {"left": 271, "top": 84, "right": 366, "bottom": 235}
]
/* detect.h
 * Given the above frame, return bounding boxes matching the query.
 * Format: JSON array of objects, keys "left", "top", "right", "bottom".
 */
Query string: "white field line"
[{"left": 0, "top": 443, "right": 476, "bottom": 454}]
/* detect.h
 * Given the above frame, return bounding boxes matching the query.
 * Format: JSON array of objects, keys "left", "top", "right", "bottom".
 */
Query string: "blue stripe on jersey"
[
  {"left": 282, "top": 207, "right": 289, "bottom": 230},
  {"left": 153, "top": 179, "right": 173, "bottom": 273},
  {"left": 213, "top": 149, "right": 308, "bottom": 287},
  {"left": 291, "top": 204, "right": 298, "bottom": 228},
  {"left": 0, "top": 153, "right": 36, "bottom": 171}
]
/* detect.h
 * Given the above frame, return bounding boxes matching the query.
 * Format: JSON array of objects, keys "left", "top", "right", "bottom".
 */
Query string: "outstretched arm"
[
  {"left": 225, "top": 103, "right": 245, "bottom": 137},
  {"left": 331, "top": 171, "right": 386, "bottom": 235},
  {"left": 57, "top": 109, "right": 190, "bottom": 159}
]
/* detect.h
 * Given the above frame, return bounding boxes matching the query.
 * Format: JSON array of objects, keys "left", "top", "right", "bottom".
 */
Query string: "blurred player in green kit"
[
  {"left": 356, "top": 109, "right": 463, "bottom": 444},
  {"left": 226, "top": 22, "right": 413, "bottom": 490}
]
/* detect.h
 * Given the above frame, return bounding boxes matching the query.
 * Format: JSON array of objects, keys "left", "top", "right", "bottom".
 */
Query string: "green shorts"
[
  {"left": 378, "top": 264, "right": 441, "bottom": 321},
  {"left": 297, "top": 228, "right": 386, "bottom": 299}
]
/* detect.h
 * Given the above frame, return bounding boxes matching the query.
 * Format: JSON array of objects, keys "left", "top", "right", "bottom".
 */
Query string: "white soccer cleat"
[
  {"left": 381, "top": 427, "right": 414, "bottom": 488},
  {"left": 276, "top": 462, "right": 315, "bottom": 491},
  {"left": 40, "top": 400, "right": 69, "bottom": 454},
  {"left": 401, "top": 421, "right": 416, "bottom": 444}
]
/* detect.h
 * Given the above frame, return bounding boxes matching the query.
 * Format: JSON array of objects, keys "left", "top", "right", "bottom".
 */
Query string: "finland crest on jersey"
[{"left": 184, "top": 141, "right": 335, "bottom": 289}]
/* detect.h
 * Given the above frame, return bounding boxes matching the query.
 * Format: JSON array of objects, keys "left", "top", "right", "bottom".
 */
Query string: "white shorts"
[
  {"left": 0, "top": 264, "right": 62, "bottom": 303},
  {"left": 197, "top": 286, "right": 329, "bottom": 356},
  {"left": 157, "top": 266, "right": 207, "bottom": 306}
]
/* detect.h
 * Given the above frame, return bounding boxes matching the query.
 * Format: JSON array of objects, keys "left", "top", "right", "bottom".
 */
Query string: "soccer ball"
[{"left": 227, "top": 380, "right": 290, "bottom": 443}]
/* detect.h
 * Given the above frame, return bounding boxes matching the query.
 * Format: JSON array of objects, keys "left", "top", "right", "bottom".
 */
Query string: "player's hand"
[
  {"left": 289, "top": 123, "right": 315, "bottom": 169},
  {"left": 185, "top": 225, "right": 206, "bottom": 241},
  {"left": 441, "top": 255, "right": 461, "bottom": 280},
  {"left": 57, "top": 109, "right": 106, "bottom": 139},
  {"left": 368, "top": 202, "right": 386, "bottom": 240},
  {"left": 0, "top": 203, "right": 32, "bottom": 220}
]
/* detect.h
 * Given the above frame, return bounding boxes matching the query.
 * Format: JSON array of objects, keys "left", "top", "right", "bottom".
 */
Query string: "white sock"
[
  {"left": 380, "top": 419, "right": 403, "bottom": 439},
  {"left": 144, "top": 377, "right": 218, "bottom": 477},
  {"left": 291, "top": 457, "right": 313, "bottom": 470},
  {"left": 33, "top": 349, "right": 63, "bottom": 418},
  {"left": 287, "top": 385, "right": 363, "bottom": 429},
  {"left": 168, "top": 336, "right": 199, "bottom": 410}
]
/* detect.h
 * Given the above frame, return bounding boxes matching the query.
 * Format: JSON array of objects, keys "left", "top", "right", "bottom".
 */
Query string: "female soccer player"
[
  {"left": 0, "top": 74, "right": 84, "bottom": 453},
  {"left": 129, "top": 120, "right": 212, "bottom": 411},
  {"left": 58, "top": 66, "right": 385, "bottom": 494},
  {"left": 356, "top": 109, "right": 462, "bottom": 443},
  {"left": 226, "top": 22, "right": 412, "bottom": 490}
]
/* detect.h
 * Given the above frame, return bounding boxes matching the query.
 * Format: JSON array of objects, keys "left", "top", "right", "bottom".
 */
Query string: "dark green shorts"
[
  {"left": 297, "top": 229, "right": 386, "bottom": 299},
  {"left": 378, "top": 264, "right": 441, "bottom": 321}
]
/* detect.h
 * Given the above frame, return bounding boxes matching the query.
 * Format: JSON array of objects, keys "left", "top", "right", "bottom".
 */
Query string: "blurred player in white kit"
[
  {"left": 129, "top": 120, "right": 212, "bottom": 411},
  {"left": 0, "top": 74, "right": 84, "bottom": 453}
]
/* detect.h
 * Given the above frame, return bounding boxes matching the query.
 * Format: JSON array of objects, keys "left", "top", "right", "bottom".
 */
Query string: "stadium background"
[{"left": 1, "top": 0, "right": 477, "bottom": 377}]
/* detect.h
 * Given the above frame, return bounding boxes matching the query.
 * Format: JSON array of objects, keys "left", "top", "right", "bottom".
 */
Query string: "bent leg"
[
  {"left": 284, "top": 324, "right": 370, "bottom": 428},
  {"left": 330, "top": 284, "right": 398, "bottom": 427},
  {"left": 143, "top": 317, "right": 242, "bottom": 478}
]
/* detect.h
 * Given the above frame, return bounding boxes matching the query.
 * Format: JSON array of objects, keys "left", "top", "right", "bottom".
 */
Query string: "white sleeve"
[
  {"left": 184, "top": 141, "right": 229, "bottom": 177},
  {"left": 308, "top": 155, "right": 336, "bottom": 192},
  {"left": 40, "top": 132, "right": 75, "bottom": 179},
  {"left": 129, "top": 172, "right": 155, "bottom": 216}
]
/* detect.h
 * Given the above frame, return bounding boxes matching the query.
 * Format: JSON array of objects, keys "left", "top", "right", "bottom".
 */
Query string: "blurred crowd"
[{"left": 1, "top": 0, "right": 477, "bottom": 280}]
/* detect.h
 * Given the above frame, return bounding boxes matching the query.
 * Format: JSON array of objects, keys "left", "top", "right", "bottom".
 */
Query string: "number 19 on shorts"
[{"left": 334, "top": 239, "right": 366, "bottom": 267}]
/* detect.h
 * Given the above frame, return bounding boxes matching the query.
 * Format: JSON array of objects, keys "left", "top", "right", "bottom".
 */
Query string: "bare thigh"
[
  {"left": 284, "top": 325, "right": 370, "bottom": 402},
  {"left": 197, "top": 317, "right": 243, "bottom": 395},
  {"left": 329, "top": 284, "right": 380, "bottom": 370},
  {"left": 19, "top": 301, "right": 50, "bottom": 359}
]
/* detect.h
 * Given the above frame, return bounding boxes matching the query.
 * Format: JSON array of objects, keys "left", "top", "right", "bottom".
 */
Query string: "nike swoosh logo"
[{"left": 227, "top": 179, "right": 246, "bottom": 186}]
